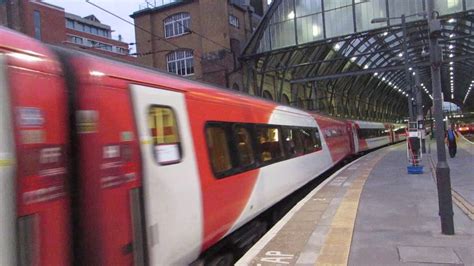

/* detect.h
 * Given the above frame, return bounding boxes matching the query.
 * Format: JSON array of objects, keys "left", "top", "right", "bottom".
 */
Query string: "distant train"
[{"left": 0, "top": 27, "right": 406, "bottom": 265}]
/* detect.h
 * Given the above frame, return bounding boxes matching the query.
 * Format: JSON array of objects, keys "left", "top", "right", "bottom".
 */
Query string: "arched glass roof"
[{"left": 241, "top": 0, "right": 474, "bottom": 119}]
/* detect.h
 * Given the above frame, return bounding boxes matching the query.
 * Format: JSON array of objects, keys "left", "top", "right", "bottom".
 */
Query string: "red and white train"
[{"left": 0, "top": 27, "right": 406, "bottom": 265}]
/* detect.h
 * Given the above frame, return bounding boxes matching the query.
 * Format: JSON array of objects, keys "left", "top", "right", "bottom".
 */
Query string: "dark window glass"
[
  {"left": 357, "top": 128, "right": 389, "bottom": 138},
  {"left": 234, "top": 126, "right": 255, "bottom": 166},
  {"left": 206, "top": 125, "right": 233, "bottom": 173},
  {"left": 313, "top": 128, "right": 322, "bottom": 150},
  {"left": 282, "top": 127, "right": 303, "bottom": 157},
  {"left": 33, "top": 11, "right": 41, "bottom": 40},
  {"left": 256, "top": 126, "right": 283, "bottom": 162},
  {"left": 300, "top": 128, "right": 316, "bottom": 153}
]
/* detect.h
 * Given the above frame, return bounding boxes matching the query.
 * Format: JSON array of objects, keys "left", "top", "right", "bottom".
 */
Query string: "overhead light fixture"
[
  {"left": 350, "top": 57, "right": 357, "bottom": 62},
  {"left": 449, "top": 44, "right": 454, "bottom": 49},
  {"left": 312, "top": 24, "right": 321, "bottom": 37},
  {"left": 447, "top": 18, "right": 456, "bottom": 23},
  {"left": 374, "top": 72, "right": 378, "bottom": 76},
  {"left": 288, "top": 11, "right": 295, "bottom": 19},
  {"left": 334, "top": 43, "right": 341, "bottom": 51},
  {"left": 398, "top": 52, "right": 403, "bottom": 57},
  {"left": 408, "top": 67, "right": 413, "bottom": 71}
]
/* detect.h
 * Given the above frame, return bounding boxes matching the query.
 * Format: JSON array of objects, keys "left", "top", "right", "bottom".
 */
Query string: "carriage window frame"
[
  {"left": 205, "top": 122, "right": 236, "bottom": 178},
  {"left": 282, "top": 127, "right": 304, "bottom": 158},
  {"left": 255, "top": 125, "right": 284, "bottom": 165},
  {"left": 205, "top": 121, "right": 323, "bottom": 179},
  {"left": 232, "top": 124, "right": 257, "bottom": 169},
  {"left": 148, "top": 105, "right": 182, "bottom": 166}
]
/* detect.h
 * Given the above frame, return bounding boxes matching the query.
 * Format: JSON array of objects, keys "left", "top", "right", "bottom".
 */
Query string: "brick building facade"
[
  {"left": 131, "top": 0, "right": 268, "bottom": 90},
  {"left": 0, "top": 0, "right": 134, "bottom": 61}
]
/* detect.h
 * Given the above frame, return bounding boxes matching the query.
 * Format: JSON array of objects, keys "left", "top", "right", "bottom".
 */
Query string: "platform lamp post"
[
  {"left": 372, "top": 15, "right": 415, "bottom": 122},
  {"left": 426, "top": 0, "right": 455, "bottom": 235}
]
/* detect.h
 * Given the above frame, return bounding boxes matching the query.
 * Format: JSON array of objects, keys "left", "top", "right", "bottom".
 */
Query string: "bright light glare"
[
  {"left": 8, "top": 52, "right": 43, "bottom": 62},
  {"left": 288, "top": 11, "right": 295, "bottom": 19},
  {"left": 312, "top": 24, "right": 321, "bottom": 37},
  {"left": 90, "top": 71, "right": 105, "bottom": 77}
]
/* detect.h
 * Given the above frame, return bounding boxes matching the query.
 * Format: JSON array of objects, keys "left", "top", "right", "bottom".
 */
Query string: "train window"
[
  {"left": 148, "top": 106, "right": 182, "bottom": 165},
  {"left": 206, "top": 125, "right": 233, "bottom": 174},
  {"left": 301, "top": 128, "right": 323, "bottom": 153},
  {"left": 234, "top": 126, "right": 255, "bottom": 167},
  {"left": 282, "top": 127, "right": 304, "bottom": 157},
  {"left": 312, "top": 128, "right": 322, "bottom": 151},
  {"left": 357, "top": 128, "right": 388, "bottom": 139},
  {"left": 256, "top": 126, "right": 283, "bottom": 162}
]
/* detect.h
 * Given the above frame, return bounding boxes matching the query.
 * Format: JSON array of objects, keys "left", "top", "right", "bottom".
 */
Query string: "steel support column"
[{"left": 427, "top": 0, "right": 454, "bottom": 235}]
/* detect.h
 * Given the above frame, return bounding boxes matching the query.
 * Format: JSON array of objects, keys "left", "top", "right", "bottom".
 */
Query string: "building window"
[
  {"left": 167, "top": 50, "right": 194, "bottom": 76},
  {"left": 66, "top": 19, "right": 75, "bottom": 29},
  {"left": 148, "top": 106, "right": 182, "bottom": 165},
  {"left": 33, "top": 11, "right": 41, "bottom": 40},
  {"left": 115, "top": 47, "right": 129, "bottom": 55},
  {"left": 229, "top": 15, "right": 239, "bottom": 28},
  {"left": 67, "top": 35, "right": 84, "bottom": 45},
  {"left": 164, "top": 12, "right": 191, "bottom": 38}
]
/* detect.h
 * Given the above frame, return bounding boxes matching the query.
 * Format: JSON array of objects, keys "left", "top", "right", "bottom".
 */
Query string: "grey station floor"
[{"left": 236, "top": 136, "right": 474, "bottom": 266}]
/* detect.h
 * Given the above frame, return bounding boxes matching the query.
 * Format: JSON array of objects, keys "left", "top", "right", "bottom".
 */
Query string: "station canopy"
[{"left": 241, "top": 0, "right": 474, "bottom": 120}]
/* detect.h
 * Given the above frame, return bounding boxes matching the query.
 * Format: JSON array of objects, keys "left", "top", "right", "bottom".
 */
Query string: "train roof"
[
  {"left": 0, "top": 27, "right": 62, "bottom": 74},
  {"left": 53, "top": 46, "right": 314, "bottom": 118}
]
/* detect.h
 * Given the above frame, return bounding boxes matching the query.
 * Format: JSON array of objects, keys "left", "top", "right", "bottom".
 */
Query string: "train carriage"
[
  {"left": 0, "top": 27, "right": 71, "bottom": 266},
  {"left": 60, "top": 50, "right": 347, "bottom": 264},
  {"left": 350, "top": 120, "right": 392, "bottom": 152}
]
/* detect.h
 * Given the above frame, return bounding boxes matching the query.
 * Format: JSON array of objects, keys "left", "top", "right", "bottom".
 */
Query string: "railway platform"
[{"left": 237, "top": 137, "right": 474, "bottom": 266}]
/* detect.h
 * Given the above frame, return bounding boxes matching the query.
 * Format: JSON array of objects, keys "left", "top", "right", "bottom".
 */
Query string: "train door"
[
  {"left": 351, "top": 123, "right": 359, "bottom": 153},
  {"left": 0, "top": 55, "right": 17, "bottom": 266},
  {"left": 73, "top": 80, "right": 145, "bottom": 265},
  {"left": 1, "top": 52, "right": 70, "bottom": 265},
  {"left": 129, "top": 84, "right": 203, "bottom": 265}
]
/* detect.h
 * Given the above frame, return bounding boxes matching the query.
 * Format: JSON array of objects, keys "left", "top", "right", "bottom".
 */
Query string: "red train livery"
[{"left": 0, "top": 27, "right": 405, "bottom": 265}]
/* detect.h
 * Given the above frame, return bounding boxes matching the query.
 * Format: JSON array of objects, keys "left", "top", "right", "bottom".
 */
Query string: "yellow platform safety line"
[
  {"left": 315, "top": 154, "right": 386, "bottom": 266},
  {"left": 451, "top": 190, "right": 474, "bottom": 220},
  {"left": 428, "top": 155, "right": 474, "bottom": 221}
]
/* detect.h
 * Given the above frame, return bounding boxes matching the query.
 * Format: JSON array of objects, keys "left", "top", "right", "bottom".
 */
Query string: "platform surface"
[{"left": 237, "top": 139, "right": 474, "bottom": 265}]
